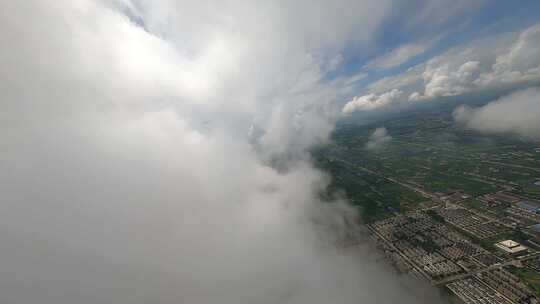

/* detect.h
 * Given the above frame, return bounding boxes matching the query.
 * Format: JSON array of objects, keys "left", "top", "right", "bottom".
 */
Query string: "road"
[
  {"left": 481, "top": 160, "right": 540, "bottom": 174},
  {"left": 390, "top": 140, "right": 540, "bottom": 174},
  {"left": 332, "top": 156, "right": 540, "bottom": 287},
  {"left": 434, "top": 252, "right": 540, "bottom": 286},
  {"left": 332, "top": 157, "right": 435, "bottom": 199}
]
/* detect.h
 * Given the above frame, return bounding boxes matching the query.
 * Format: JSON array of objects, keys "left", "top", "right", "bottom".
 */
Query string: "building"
[
  {"left": 516, "top": 200, "right": 540, "bottom": 214},
  {"left": 495, "top": 240, "right": 527, "bottom": 255},
  {"left": 433, "top": 191, "right": 469, "bottom": 204},
  {"left": 489, "top": 191, "right": 521, "bottom": 204}
]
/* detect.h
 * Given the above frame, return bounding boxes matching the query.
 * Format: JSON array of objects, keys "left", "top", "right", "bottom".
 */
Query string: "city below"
[{"left": 316, "top": 109, "right": 540, "bottom": 304}]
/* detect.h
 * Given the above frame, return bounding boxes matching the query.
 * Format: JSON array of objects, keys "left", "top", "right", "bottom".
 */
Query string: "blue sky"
[
  {"left": 338, "top": 1, "right": 540, "bottom": 117},
  {"left": 338, "top": 0, "right": 540, "bottom": 89}
]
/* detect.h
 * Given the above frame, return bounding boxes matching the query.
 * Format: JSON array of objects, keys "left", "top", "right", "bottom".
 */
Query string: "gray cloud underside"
[{"left": 0, "top": 1, "right": 444, "bottom": 304}]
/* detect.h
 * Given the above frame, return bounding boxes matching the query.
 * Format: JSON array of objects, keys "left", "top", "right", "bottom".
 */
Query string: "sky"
[
  {"left": 340, "top": 1, "right": 540, "bottom": 130},
  {"left": 0, "top": 1, "right": 539, "bottom": 304}
]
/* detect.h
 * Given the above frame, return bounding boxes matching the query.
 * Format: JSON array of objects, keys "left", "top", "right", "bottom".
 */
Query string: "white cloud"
[
  {"left": 342, "top": 89, "right": 404, "bottom": 113},
  {"left": 366, "top": 127, "right": 392, "bottom": 150},
  {"left": 368, "top": 65, "right": 425, "bottom": 94},
  {"left": 453, "top": 87, "right": 540, "bottom": 139},
  {"left": 366, "top": 38, "right": 437, "bottom": 70},
  {"left": 0, "top": 1, "right": 443, "bottom": 304},
  {"left": 343, "top": 73, "right": 368, "bottom": 86},
  {"left": 350, "top": 23, "right": 540, "bottom": 112},
  {"left": 478, "top": 24, "right": 540, "bottom": 86},
  {"left": 416, "top": 23, "right": 540, "bottom": 100},
  {"left": 402, "top": 0, "right": 486, "bottom": 31},
  {"left": 419, "top": 60, "right": 482, "bottom": 100}
]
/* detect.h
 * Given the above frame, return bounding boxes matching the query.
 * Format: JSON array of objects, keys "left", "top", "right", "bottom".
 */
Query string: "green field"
[
  {"left": 507, "top": 266, "right": 540, "bottom": 295},
  {"left": 314, "top": 109, "right": 540, "bottom": 222}
]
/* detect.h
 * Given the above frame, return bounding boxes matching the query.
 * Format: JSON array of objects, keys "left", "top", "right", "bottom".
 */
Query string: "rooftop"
[{"left": 495, "top": 240, "right": 527, "bottom": 254}]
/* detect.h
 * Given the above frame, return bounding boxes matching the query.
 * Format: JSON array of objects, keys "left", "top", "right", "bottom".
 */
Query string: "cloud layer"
[
  {"left": 343, "top": 89, "right": 404, "bottom": 113},
  {"left": 453, "top": 87, "right": 540, "bottom": 139},
  {"left": 0, "top": 1, "right": 442, "bottom": 304},
  {"left": 343, "top": 23, "right": 540, "bottom": 114}
]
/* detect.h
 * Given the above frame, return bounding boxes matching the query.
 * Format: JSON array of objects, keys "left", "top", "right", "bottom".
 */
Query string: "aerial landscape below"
[{"left": 315, "top": 106, "right": 540, "bottom": 303}]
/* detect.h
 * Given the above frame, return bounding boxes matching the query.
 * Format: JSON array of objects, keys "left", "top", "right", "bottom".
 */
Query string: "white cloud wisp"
[{"left": 366, "top": 127, "right": 393, "bottom": 150}]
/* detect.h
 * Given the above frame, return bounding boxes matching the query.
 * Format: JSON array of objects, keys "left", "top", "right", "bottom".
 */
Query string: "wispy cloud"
[
  {"left": 365, "top": 38, "right": 438, "bottom": 69},
  {"left": 366, "top": 127, "right": 393, "bottom": 150}
]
